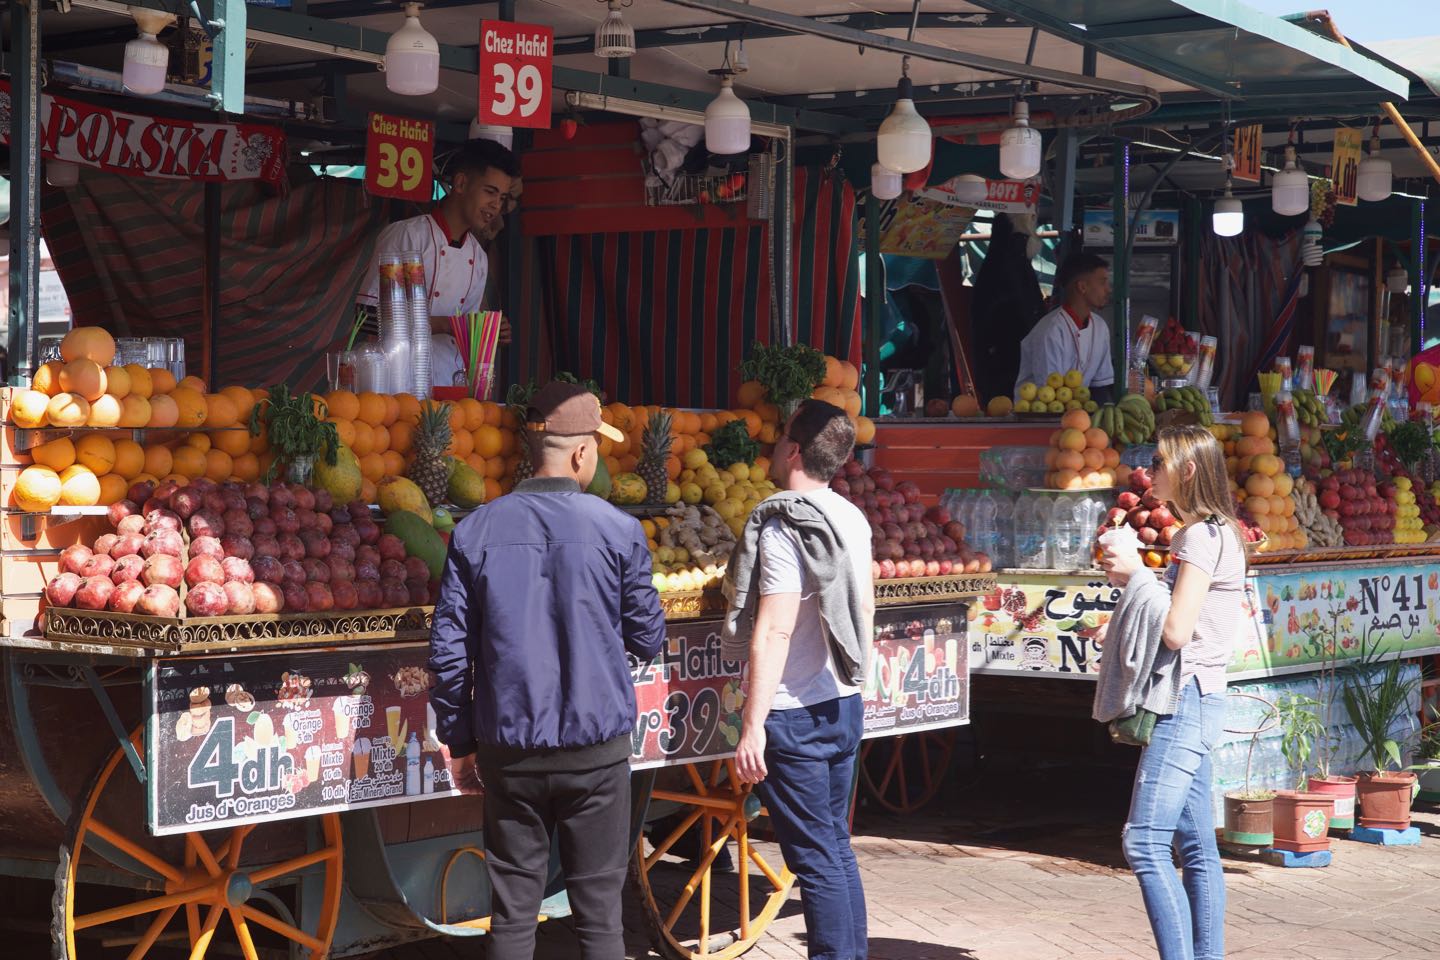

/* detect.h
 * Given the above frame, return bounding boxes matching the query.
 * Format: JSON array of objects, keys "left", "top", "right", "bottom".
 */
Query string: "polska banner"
[{"left": 0, "top": 80, "right": 287, "bottom": 187}]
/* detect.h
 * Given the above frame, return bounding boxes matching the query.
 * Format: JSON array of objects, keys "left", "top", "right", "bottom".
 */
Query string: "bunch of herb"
[
  {"left": 1321, "top": 426, "right": 1369, "bottom": 466},
  {"left": 249, "top": 384, "right": 339, "bottom": 480},
  {"left": 739, "top": 342, "right": 827, "bottom": 410},
  {"left": 1384, "top": 419, "right": 1432, "bottom": 469},
  {"left": 705, "top": 419, "right": 760, "bottom": 469}
]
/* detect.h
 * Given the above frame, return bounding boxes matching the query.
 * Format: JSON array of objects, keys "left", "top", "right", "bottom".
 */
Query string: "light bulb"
[
  {"left": 594, "top": 0, "right": 636, "bottom": 59},
  {"left": 871, "top": 163, "right": 902, "bottom": 201},
  {"left": 876, "top": 77, "right": 931, "bottom": 175},
  {"left": 468, "top": 120, "right": 514, "bottom": 149},
  {"left": 1357, "top": 136, "right": 1392, "bottom": 203},
  {"left": 386, "top": 3, "right": 440, "bottom": 97},
  {"left": 1212, "top": 184, "right": 1244, "bottom": 237},
  {"left": 122, "top": 30, "right": 168, "bottom": 96},
  {"left": 953, "top": 174, "right": 988, "bottom": 205},
  {"left": 704, "top": 76, "right": 751, "bottom": 155},
  {"left": 999, "top": 100, "right": 1042, "bottom": 180},
  {"left": 1271, "top": 146, "right": 1309, "bottom": 217}
]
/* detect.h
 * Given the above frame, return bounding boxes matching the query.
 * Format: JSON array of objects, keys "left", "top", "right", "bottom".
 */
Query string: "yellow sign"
[
  {"left": 1332, "top": 128, "right": 1363, "bottom": 206},
  {"left": 1232, "top": 125, "right": 1263, "bottom": 183}
]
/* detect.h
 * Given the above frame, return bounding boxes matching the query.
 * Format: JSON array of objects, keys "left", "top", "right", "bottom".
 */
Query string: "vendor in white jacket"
[{"left": 1014, "top": 253, "right": 1117, "bottom": 403}]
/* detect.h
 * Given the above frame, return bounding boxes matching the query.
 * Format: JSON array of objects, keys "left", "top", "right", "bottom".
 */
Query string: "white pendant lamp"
[
  {"left": 386, "top": 3, "right": 440, "bottom": 97},
  {"left": 594, "top": 0, "right": 636, "bottom": 59},
  {"left": 122, "top": 10, "right": 173, "bottom": 96},
  {"left": 704, "top": 74, "right": 751, "bottom": 155},
  {"left": 1212, "top": 180, "right": 1244, "bottom": 237},
  {"left": 870, "top": 163, "right": 902, "bottom": 201},
  {"left": 953, "top": 174, "right": 988, "bottom": 205},
  {"left": 468, "top": 120, "right": 514, "bottom": 150},
  {"left": 999, "top": 99, "right": 1043, "bottom": 180},
  {"left": 877, "top": 62, "right": 931, "bottom": 175},
  {"left": 1357, "top": 135, "right": 1393, "bottom": 203},
  {"left": 1271, "top": 145, "right": 1309, "bottom": 217}
]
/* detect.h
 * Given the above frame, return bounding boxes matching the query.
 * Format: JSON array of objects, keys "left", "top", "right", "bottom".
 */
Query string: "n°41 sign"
[
  {"left": 478, "top": 20, "right": 553, "bottom": 129},
  {"left": 365, "top": 112, "right": 434, "bottom": 203}
]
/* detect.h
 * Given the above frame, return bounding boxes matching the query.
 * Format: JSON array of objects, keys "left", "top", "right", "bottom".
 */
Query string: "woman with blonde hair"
[{"left": 1099, "top": 424, "right": 1247, "bottom": 960}]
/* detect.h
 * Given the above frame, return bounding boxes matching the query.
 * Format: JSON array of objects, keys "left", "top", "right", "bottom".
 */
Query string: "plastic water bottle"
[
  {"left": 1050, "top": 494, "right": 1085, "bottom": 570},
  {"left": 991, "top": 491, "right": 1015, "bottom": 568},
  {"left": 1014, "top": 492, "right": 1050, "bottom": 569},
  {"left": 968, "top": 491, "right": 998, "bottom": 560}
]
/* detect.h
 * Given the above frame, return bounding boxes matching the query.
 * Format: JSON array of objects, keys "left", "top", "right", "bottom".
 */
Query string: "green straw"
[{"left": 345, "top": 307, "right": 367, "bottom": 350}]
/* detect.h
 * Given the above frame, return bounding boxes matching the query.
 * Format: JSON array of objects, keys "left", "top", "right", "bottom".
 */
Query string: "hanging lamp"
[
  {"left": 877, "top": 57, "right": 931, "bottom": 174},
  {"left": 386, "top": 3, "right": 440, "bottom": 97},
  {"left": 953, "top": 174, "right": 988, "bottom": 205},
  {"left": 871, "top": 164, "right": 903, "bottom": 201},
  {"left": 122, "top": 10, "right": 173, "bottom": 96},
  {"left": 1271, "top": 145, "right": 1309, "bottom": 217},
  {"left": 704, "top": 73, "right": 751, "bottom": 155},
  {"left": 593, "top": 0, "right": 636, "bottom": 59},
  {"left": 1357, "top": 128, "right": 1393, "bottom": 203},
  {"left": 999, "top": 98, "right": 1042, "bottom": 180}
]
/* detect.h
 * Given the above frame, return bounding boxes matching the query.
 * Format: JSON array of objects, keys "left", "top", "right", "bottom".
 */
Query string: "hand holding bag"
[{"left": 1109, "top": 709, "right": 1159, "bottom": 747}]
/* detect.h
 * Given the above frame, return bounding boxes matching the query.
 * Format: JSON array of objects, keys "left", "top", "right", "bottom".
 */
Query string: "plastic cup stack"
[
  {"left": 402, "top": 252, "right": 431, "bottom": 399},
  {"left": 379, "top": 253, "right": 412, "bottom": 396}
]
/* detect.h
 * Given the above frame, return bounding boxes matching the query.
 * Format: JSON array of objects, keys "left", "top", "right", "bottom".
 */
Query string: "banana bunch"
[
  {"left": 1342, "top": 401, "right": 1395, "bottom": 435},
  {"left": 1113, "top": 394, "right": 1155, "bottom": 445},
  {"left": 1154, "top": 385, "right": 1214, "bottom": 426},
  {"left": 1292, "top": 478, "right": 1342, "bottom": 547},
  {"left": 1294, "top": 390, "right": 1326, "bottom": 427}
]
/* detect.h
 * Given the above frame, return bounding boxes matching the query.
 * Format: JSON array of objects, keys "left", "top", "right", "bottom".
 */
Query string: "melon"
[
  {"left": 384, "top": 510, "right": 447, "bottom": 580},
  {"left": 314, "top": 444, "right": 363, "bottom": 503},
  {"left": 377, "top": 475, "right": 430, "bottom": 523},
  {"left": 10, "top": 389, "right": 51, "bottom": 428},
  {"left": 610, "top": 472, "right": 647, "bottom": 505},
  {"left": 14, "top": 465, "right": 62, "bottom": 512},
  {"left": 447, "top": 461, "right": 486, "bottom": 509}
]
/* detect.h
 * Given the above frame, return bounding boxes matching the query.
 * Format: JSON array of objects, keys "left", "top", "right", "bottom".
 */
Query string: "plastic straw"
[
  {"left": 1313, "top": 368, "right": 1338, "bottom": 398},
  {"left": 346, "top": 308, "right": 368, "bottom": 351}
]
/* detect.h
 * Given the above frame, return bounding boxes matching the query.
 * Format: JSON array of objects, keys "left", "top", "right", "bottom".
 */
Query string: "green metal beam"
[
  {"left": 1082, "top": 15, "right": 1217, "bottom": 41},
  {"left": 1413, "top": 199, "right": 1427, "bottom": 352},
  {"left": 206, "top": 0, "right": 248, "bottom": 114},
  {"left": 1110, "top": 141, "right": 1130, "bottom": 383},
  {"left": 864, "top": 195, "right": 883, "bottom": 418},
  {"left": 8, "top": 0, "right": 42, "bottom": 384}
]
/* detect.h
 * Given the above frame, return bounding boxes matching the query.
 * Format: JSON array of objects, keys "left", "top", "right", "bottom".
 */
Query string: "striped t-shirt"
[{"left": 1163, "top": 519, "right": 1245, "bottom": 694}]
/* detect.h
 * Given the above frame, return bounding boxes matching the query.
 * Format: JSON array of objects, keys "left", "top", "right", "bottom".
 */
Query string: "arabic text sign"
[
  {"left": 0, "top": 80, "right": 286, "bottom": 186},
  {"left": 968, "top": 577, "right": 1119, "bottom": 677},
  {"left": 148, "top": 647, "right": 473, "bottom": 836}
]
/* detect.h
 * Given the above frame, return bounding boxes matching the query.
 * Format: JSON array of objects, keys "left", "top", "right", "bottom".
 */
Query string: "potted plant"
[
  {"left": 1341, "top": 641, "right": 1421, "bottom": 830},
  {"left": 1302, "top": 605, "right": 1358, "bottom": 829},
  {"left": 1223, "top": 694, "right": 1276, "bottom": 848},
  {"left": 1270, "top": 693, "right": 1332, "bottom": 853},
  {"left": 249, "top": 384, "right": 339, "bottom": 484},
  {"left": 1409, "top": 706, "right": 1440, "bottom": 804}
]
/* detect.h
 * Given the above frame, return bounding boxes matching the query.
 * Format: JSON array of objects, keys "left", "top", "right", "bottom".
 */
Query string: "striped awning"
[{"left": 537, "top": 167, "right": 862, "bottom": 408}]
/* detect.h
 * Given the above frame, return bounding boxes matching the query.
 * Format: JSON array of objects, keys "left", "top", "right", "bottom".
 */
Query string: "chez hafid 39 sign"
[
  {"left": 0, "top": 80, "right": 285, "bottom": 186},
  {"left": 477, "top": 19, "right": 553, "bottom": 128},
  {"left": 365, "top": 112, "right": 435, "bottom": 203}
]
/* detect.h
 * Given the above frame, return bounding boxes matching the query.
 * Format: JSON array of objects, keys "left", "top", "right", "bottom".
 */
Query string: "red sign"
[
  {"left": 364, "top": 112, "right": 435, "bottom": 202},
  {"left": 0, "top": 80, "right": 285, "bottom": 186},
  {"left": 477, "top": 19, "right": 553, "bottom": 129}
]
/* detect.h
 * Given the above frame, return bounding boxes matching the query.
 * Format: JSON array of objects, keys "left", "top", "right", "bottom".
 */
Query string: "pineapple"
[
  {"left": 638, "top": 411, "right": 673, "bottom": 504},
  {"left": 410, "top": 401, "right": 453, "bottom": 508},
  {"left": 506, "top": 383, "right": 537, "bottom": 485}
]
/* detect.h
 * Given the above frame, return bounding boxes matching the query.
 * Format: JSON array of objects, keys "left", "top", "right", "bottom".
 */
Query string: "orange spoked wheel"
[
  {"left": 858, "top": 730, "right": 956, "bottom": 815},
  {"left": 54, "top": 728, "right": 343, "bottom": 959},
  {"left": 633, "top": 759, "right": 795, "bottom": 960}
]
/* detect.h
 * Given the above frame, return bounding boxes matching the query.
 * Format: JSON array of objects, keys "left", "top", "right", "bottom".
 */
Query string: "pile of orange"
[
  {"left": 1041, "top": 409, "right": 1125, "bottom": 490},
  {"left": 1225, "top": 411, "right": 1305, "bottom": 552}
]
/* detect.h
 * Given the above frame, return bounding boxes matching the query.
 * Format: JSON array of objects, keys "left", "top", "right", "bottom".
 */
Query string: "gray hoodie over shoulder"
[{"left": 1092, "top": 567, "right": 1184, "bottom": 723}]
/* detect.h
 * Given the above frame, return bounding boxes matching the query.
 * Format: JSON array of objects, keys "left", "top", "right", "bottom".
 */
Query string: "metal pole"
[
  {"left": 1110, "top": 140, "right": 1130, "bottom": 381},
  {"left": 8, "top": 0, "right": 42, "bottom": 385},
  {"left": 203, "top": 184, "right": 221, "bottom": 385},
  {"left": 864, "top": 195, "right": 883, "bottom": 417},
  {"left": 780, "top": 128, "right": 794, "bottom": 346},
  {"left": 1413, "top": 198, "right": 1426, "bottom": 353}
]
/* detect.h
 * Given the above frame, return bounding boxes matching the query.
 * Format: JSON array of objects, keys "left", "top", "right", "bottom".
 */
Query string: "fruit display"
[
  {"left": 1112, "top": 393, "right": 1156, "bottom": 445},
  {"left": 1313, "top": 469, "right": 1394, "bottom": 547},
  {"left": 1040, "top": 409, "right": 1125, "bottom": 491},
  {"left": 1147, "top": 318, "right": 1197, "bottom": 379},
  {"left": 645, "top": 504, "right": 737, "bottom": 592},
  {"left": 1226, "top": 411, "right": 1306, "bottom": 553},
  {"left": 1293, "top": 389, "right": 1327, "bottom": 427},
  {"left": 1014, "top": 369, "right": 1097, "bottom": 415},
  {"left": 1390, "top": 477, "right": 1426, "bottom": 544},
  {"left": 947, "top": 395, "right": 1013, "bottom": 418},
  {"left": 831, "top": 460, "right": 990, "bottom": 578},
  {"left": 42, "top": 477, "right": 437, "bottom": 619},
  {"left": 1100, "top": 465, "right": 1182, "bottom": 566},
  {"left": 1290, "top": 477, "right": 1343, "bottom": 548},
  {"left": 1154, "top": 385, "right": 1214, "bottom": 426}
]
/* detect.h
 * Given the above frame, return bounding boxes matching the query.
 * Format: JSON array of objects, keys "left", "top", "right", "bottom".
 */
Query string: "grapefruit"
[{"left": 60, "top": 327, "right": 116, "bottom": 366}]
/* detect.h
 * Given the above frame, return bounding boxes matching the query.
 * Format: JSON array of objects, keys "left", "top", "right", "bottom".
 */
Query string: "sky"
[{"left": 1243, "top": 0, "right": 1433, "bottom": 44}]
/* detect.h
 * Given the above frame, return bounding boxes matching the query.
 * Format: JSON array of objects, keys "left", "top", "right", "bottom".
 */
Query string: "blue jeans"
[
  {"left": 757, "top": 694, "right": 866, "bottom": 960},
  {"left": 1123, "top": 678, "right": 1227, "bottom": 960}
]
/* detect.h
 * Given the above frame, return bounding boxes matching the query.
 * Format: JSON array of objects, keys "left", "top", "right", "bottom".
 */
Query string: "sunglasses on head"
[{"left": 1151, "top": 455, "right": 1164, "bottom": 471}]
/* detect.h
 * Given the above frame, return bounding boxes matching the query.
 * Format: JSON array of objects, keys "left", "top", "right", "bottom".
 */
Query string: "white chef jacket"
[
  {"left": 357, "top": 211, "right": 488, "bottom": 393},
  {"left": 1014, "top": 306, "right": 1115, "bottom": 396}
]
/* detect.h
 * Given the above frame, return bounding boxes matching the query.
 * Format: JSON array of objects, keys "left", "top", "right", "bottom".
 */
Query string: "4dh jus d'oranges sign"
[
  {"left": 478, "top": 20, "right": 553, "bottom": 129},
  {"left": 365, "top": 112, "right": 435, "bottom": 203}
]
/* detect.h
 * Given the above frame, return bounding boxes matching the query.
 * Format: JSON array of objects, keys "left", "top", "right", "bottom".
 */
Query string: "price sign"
[
  {"left": 365, "top": 112, "right": 435, "bottom": 203},
  {"left": 478, "top": 19, "right": 553, "bottom": 129}
]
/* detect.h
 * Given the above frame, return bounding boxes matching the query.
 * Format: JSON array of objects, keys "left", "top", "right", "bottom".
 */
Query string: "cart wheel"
[
  {"left": 52, "top": 727, "right": 343, "bottom": 959},
  {"left": 858, "top": 730, "right": 955, "bottom": 815},
  {"left": 633, "top": 759, "right": 795, "bottom": 960}
]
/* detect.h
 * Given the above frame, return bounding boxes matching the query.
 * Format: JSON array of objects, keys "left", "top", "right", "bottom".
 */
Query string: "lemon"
[
  {"left": 1055, "top": 386, "right": 1072, "bottom": 403},
  {"left": 665, "top": 481, "right": 681, "bottom": 504},
  {"left": 1074, "top": 385, "right": 1090, "bottom": 401},
  {"left": 683, "top": 448, "right": 709, "bottom": 470},
  {"left": 1014, "top": 400, "right": 1032, "bottom": 413},
  {"left": 1065, "top": 400, "right": 1081, "bottom": 411},
  {"left": 680, "top": 468, "right": 696, "bottom": 484},
  {"left": 703, "top": 484, "right": 728, "bottom": 505},
  {"left": 652, "top": 572, "right": 668, "bottom": 592},
  {"left": 1019, "top": 382, "right": 1038, "bottom": 402},
  {"left": 728, "top": 463, "right": 750, "bottom": 481},
  {"left": 680, "top": 482, "right": 703, "bottom": 504},
  {"left": 727, "top": 517, "right": 746, "bottom": 538},
  {"left": 1046, "top": 372, "right": 1063, "bottom": 389},
  {"left": 1064, "top": 369, "right": 1083, "bottom": 389},
  {"left": 641, "top": 519, "right": 657, "bottom": 539},
  {"left": 1047, "top": 401, "right": 1065, "bottom": 413},
  {"left": 1036, "top": 386, "right": 1056, "bottom": 404},
  {"left": 715, "top": 498, "right": 741, "bottom": 520},
  {"left": 718, "top": 470, "right": 735, "bottom": 486}
]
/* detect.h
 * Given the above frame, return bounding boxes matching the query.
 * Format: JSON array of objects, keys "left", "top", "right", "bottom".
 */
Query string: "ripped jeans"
[{"left": 1122, "top": 677, "right": 1227, "bottom": 960}]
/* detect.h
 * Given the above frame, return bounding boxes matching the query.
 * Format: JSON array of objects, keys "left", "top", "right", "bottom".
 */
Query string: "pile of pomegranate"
[
  {"left": 44, "top": 478, "right": 436, "bottom": 618},
  {"left": 1314, "top": 469, "right": 1397, "bottom": 547}
]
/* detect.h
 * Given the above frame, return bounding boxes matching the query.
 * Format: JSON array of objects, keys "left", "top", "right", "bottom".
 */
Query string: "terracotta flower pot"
[
  {"left": 1356, "top": 771, "right": 1417, "bottom": 830},
  {"left": 1223, "top": 793, "right": 1274, "bottom": 847},
  {"left": 1272, "top": 791, "right": 1332, "bottom": 853},
  {"left": 1305, "top": 774, "right": 1358, "bottom": 830}
]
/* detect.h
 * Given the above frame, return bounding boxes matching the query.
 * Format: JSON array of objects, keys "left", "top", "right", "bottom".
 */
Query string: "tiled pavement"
[{"left": 381, "top": 805, "right": 1440, "bottom": 960}]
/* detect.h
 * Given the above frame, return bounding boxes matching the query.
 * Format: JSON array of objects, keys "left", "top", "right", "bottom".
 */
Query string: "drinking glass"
[
  {"left": 167, "top": 338, "right": 186, "bottom": 380},
  {"left": 326, "top": 352, "right": 343, "bottom": 392}
]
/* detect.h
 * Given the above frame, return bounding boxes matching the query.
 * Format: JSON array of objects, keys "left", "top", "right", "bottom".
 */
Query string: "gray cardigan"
[
  {"left": 720, "top": 490, "right": 871, "bottom": 685},
  {"left": 1092, "top": 567, "right": 1183, "bottom": 723}
]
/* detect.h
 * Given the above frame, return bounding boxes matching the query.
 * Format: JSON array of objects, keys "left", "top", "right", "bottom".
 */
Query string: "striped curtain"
[
  {"left": 41, "top": 172, "right": 387, "bottom": 390},
  {"left": 1197, "top": 229, "right": 1303, "bottom": 408},
  {"left": 537, "top": 167, "right": 862, "bottom": 407}
]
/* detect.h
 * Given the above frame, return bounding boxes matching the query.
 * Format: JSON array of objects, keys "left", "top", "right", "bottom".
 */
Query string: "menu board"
[{"left": 149, "top": 606, "right": 971, "bottom": 832}]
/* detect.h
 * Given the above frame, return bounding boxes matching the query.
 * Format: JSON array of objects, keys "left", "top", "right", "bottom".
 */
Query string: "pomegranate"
[
  {"left": 136, "top": 584, "right": 181, "bottom": 617},
  {"left": 252, "top": 581, "right": 285, "bottom": 614},
  {"left": 46, "top": 572, "right": 82, "bottom": 607},
  {"left": 108, "top": 579, "right": 146, "bottom": 613}
]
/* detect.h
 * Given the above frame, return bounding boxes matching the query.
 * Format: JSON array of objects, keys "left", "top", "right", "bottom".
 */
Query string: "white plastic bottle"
[
  {"left": 1015, "top": 492, "right": 1050, "bottom": 569},
  {"left": 1050, "top": 494, "right": 1085, "bottom": 570},
  {"left": 991, "top": 491, "right": 1015, "bottom": 568}
]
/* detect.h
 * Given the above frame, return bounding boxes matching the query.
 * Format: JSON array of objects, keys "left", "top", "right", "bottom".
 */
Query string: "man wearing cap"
[{"left": 428, "top": 381, "right": 666, "bottom": 960}]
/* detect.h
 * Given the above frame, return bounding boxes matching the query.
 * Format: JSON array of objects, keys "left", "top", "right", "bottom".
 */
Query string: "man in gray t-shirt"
[{"left": 733, "top": 399, "right": 873, "bottom": 960}]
